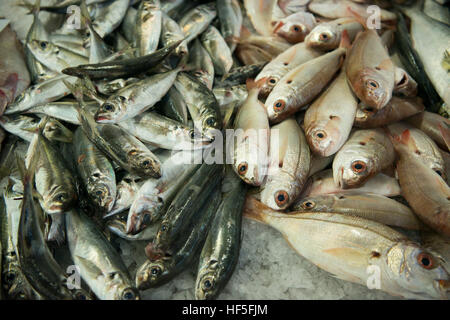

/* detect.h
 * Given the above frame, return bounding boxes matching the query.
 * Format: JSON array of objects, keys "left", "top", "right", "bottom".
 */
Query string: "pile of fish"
[{"left": 0, "top": 0, "right": 449, "bottom": 300}]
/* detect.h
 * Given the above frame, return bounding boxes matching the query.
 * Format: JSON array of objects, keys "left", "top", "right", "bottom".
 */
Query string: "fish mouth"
[{"left": 94, "top": 115, "right": 111, "bottom": 123}]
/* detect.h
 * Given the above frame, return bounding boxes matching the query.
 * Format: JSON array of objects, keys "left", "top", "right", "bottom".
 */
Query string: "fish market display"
[{"left": 0, "top": 0, "right": 448, "bottom": 302}]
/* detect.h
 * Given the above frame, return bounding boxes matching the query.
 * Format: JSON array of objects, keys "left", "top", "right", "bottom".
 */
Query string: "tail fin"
[
  {"left": 242, "top": 195, "right": 271, "bottom": 224},
  {"left": 0, "top": 138, "right": 18, "bottom": 181},
  {"left": 19, "top": 0, "right": 40, "bottom": 16},
  {"left": 346, "top": 5, "right": 368, "bottom": 30}
]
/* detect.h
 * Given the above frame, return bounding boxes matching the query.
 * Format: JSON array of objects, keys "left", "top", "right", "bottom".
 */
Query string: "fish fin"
[
  {"left": 346, "top": 5, "right": 368, "bottom": 30},
  {"left": 242, "top": 195, "right": 271, "bottom": 224},
  {"left": 272, "top": 21, "right": 284, "bottom": 34},
  {"left": 15, "top": 146, "right": 38, "bottom": 186},
  {"left": 80, "top": 0, "right": 91, "bottom": 26},
  {"left": 339, "top": 30, "right": 351, "bottom": 51},
  {"left": 438, "top": 123, "right": 450, "bottom": 152},
  {"left": 239, "top": 25, "right": 252, "bottom": 41},
  {"left": 246, "top": 78, "right": 258, "bottom": 91},
  {"left": 75, "top": 256, "right": 104, "bottom": 278}
]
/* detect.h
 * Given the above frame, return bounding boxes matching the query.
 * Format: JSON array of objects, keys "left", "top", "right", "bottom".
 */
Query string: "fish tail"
[
  {"left": 80, "top": 0, "right": 91, "bottom": 25},
  {"left": 242, "top": 196, "right": 270, "bottom": 224},
  {"left": 16, "top": 144, "right": 39, "bottom": 187},
  {"left": 0, "top": 138, "right": 19, "bottom": 181},
  {"left": 19, "top": 0, "right": 40, "bottom": 16}
]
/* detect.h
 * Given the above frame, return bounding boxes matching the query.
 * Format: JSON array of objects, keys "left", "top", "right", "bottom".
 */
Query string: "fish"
[
  {"left": 73, "top": 92, "right": 162, "bottom": 179},
  {"left": 201, "top": 26, "right": 234, "bottom": 76},
  {"left": 160, "top": 12, "right": 188, "bottom": 58},
  {"left": 232, "top": 79, "right": 270, "bottom": 187},
  {"left": 62, "top": 40, "right": 182, "bottom": 80},
  {"left": 1, "top": 180, "right": 39, "bottom": 300},
  {"left": 135, "top": 0, "right": 162, "bottom": 56},
  {"left": 407, "top": 111, "right": 450, "bottom": 151},
  {"left": 136, "top": 187, "right": 222, "bottom": 290},
  {"left": 216, "top": 0, "right": 242, "bottom": 52},
  {"left": 195, "top": 171, "right": 247, "bottom": 300},
  {"left": 179, "top": 3, "right": 217, "bottom": 44},
  {"left": 88, "top": 0, "right": 130, "bottom": 38},
  {"left": 392, "top": 130, "right": 450, "bottom": 237},
  {"left": 346, "top": 30, "right": 396, "bottom": 110},
  {"left": 265, "top": 45, "right": 346, "bottom": 123},
  {"left": 302, "top": 169, "right": 401, "bottom": 198},
  {"left": 333, "top": 129, "right": 395, "bottom": 189},
  {"left": 127, "top": 150, "right": 201, "bottom": 234},
  {"left": 305, "top": 18, "right": 363, "bottom": 51},
  {"left": 5, "top": 74, "right": 77, "bottom": 115},
  {"left": 106, "top": 173, "right": 144, "bottom": 218},
  {"left": 254, "top": 42, "right": 322, "bottom": 98},
  {"left": 24, "top": 100, "right": 98, "bottom": 125},
  {"left": 290, "top": 193, "right": 422, "bottom": 230},
  {"left": 219, "top": 63, "right": 268, "bottom": 87},
  {"left": 304, "top": 68, "right": 357, "bottom": 157},
  {"left": 16, "top": 155, "right": 92, "bottom": 300},
  {"left": 26, "top": 40, "right": 89, "bottom": 74},
  {"left": 186, "top": 39, "right": 215, "bottom": 90},
  {"left": 34, "top": 120, "right": 78, "bottom": 214},
  {"left": 261, "top": 118, "right": 310, "bottom": 210},
  {"left": 244, "top": 0, "right": 277, "bottom": 36},
  {"left": 243, "top": 206, "right": 449, "bottom": 300},
  {"left": 387, "top": 123, "right": 446, "bottom": 179},
  {"left": 118, "top": 111, "right": 210, "bottom": 151},
  {"left": 73, "top": 127, "right": 116, "bottom": 213},
  {"left": 400, "top": 1, "right": 450, "bottom": 107},
  {"left": 355, "top": 96, "right": 425, "bottom": 129},
  {"left": 308, "top": 0, "right": 397, "bottom": 21},
  {"left": 147, "top": 163, "right": 223, "bottom": 259},
  {"left": 0, "top": 115, "right": 40, "bottom": 142},
  {"left": 0, "top": 22, "right": 30, "bottom": 115},
  {"left": 273, "top": 11, "right": 317, "bottom": 44},
  {"left": 173, "top": 72, "right": 222, "bottom": 141},
  {"left": 158, "top": 87, "right": 188, "bottom": 124},
  {"left": 106, "top": 211, "right": 159, "bottom": 241},
  {"left": 95, "top": 68, "right": 180, "bottom": 123},
  {"left": 66, "top": 209, "right": 140, "bottom": 300}
]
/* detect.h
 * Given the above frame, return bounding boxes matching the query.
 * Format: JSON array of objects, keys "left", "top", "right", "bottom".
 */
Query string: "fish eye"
[
  {"left": 291, "top": 25, "right": 302, "bottom": 33},
  {"left": 435, "top": 170, "right": 443, "bottom": 177},
  {"left": 202, "top": 277, "right": 214, "bottom": 291},
  {"left": 189, "top": 130, "right": 196, "bottom": 139},
  {"left": 275, "top": 190, "right": 289, "bottom": 207},
  {"left": 55, "top": 194, "right": 66, "bottom": 202},
  {"left": 366, "top": 80, "right": 379, "bottom": 89},
  {"left": 103, "top": 103, "right": 115, "bottom": 111},
  {"left": 95, "top": 190, "right": 103, "bottom": 196},
  {"left": 268, "top": 78, "right": 277, "bottom": 85},
  {"left": 39, "top": 41, "right": 48, "bottom": 49},
  {"left": 319, "top": 33, "right": 329, "bottom": 41},
  {"left": 273, "top": 99, "right": 286, "bottom": 112},
  {"left": 302, "top": 200, "right": 315, "bottom": 209},
  {"left": 121, "top": 289, "right": 136, "bottom": 300},
  {"left": 142, "top": 160, "right": 150, "bottom": 167},
  {"left": 160, "top": 224, "right": 168, "bottom": 232},
  {"left": 151, "top": 266, "right": 162, "bottom": 276},
  {"left": 237, "top": 162, "right": 248, "bottom": 176},
  {"left": 351, "top": 161, "right": 367, "bottom": 173},
  {"left": 417, "top": 252, "right": 436, "bottom": 270},
  {"left": 315, "top": 130, "right": 327, "bottom": 140},
  {"left": 205, "top": 117, "right": 215, "bottom": 126}
]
